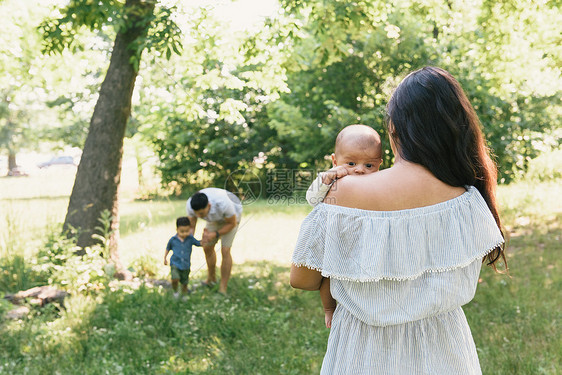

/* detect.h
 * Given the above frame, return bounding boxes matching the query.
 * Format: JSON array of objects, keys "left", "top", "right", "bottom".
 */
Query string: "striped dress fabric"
[{"left": 292, "top": 186, "right": 504, "bottom": 375}]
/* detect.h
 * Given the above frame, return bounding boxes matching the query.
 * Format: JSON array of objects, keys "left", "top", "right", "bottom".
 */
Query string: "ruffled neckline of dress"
[{"left": 292, "top": 186, "right": 504, "bottom": 282}]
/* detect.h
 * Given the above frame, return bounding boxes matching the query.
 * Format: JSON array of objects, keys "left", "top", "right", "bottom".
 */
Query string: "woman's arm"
[
  {"left": 290, "top": 264, "right": 323, "bottom": 291},
  {"left": 319, "top": 278, "right": 336, "bottom": 328}
]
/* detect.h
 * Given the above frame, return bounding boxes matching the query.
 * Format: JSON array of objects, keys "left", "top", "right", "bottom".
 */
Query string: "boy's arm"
[
  {"left": 164, "top": 238, "right": 173, "bottom": 265},
  {"left": 164, "top": 249, "right": 170, "bottom": 265},
  {"left": 319, "top": 278, "right": 336, "bottom": 328}
]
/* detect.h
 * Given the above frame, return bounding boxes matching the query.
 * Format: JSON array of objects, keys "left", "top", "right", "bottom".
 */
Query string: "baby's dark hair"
[
  {"left": 190, "top": 192, "right": 209, "bottom": 211},
  {"left": 176, "top": 216, "right": 191, "bottom": 227}
]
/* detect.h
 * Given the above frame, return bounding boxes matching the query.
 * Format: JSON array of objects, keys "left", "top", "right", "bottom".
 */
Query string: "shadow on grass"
[{"left": 504, "top": 212, "right": 562, "bottom": 249}]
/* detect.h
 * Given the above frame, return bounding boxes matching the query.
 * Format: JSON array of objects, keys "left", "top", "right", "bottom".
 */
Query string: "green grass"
[
  {"left": 0, "top": 169, "right": 560, "bottom": 374},
  {"left": 464, "top": 181, "right": 562, "bottom": 374},
  {"left": 0, "top": 263, "right": 327, "bottom": 374}
]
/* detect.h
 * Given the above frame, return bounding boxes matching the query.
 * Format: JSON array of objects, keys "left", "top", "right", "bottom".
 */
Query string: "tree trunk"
[
  {"left": 63, "top": 0, "right": 155, "bottom": 272},
  {"left": 7, "top": 151, "right": 16, "bottom": 171}
]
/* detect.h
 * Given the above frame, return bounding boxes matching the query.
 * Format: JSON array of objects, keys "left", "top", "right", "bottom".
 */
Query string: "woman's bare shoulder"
[
  {"left": 325, "top": 166, "right": 466, "bottom": 211},
  {"left": 324, "top": 172, "right": 389, "bottom": 209}
]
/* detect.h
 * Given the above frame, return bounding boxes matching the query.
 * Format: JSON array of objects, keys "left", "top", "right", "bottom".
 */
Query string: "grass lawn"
[
  {"left": 0, "top": 168, "right": 560, "bottom": 374},
  {"left": 466, "top": 181, "right": 562, "bottom": 374}
]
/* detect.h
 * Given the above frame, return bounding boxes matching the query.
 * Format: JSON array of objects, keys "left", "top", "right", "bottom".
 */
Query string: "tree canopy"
[
  {"left": 134, "top": 0, "right": 562, "bottom": 195},
  {"left": 2, "top": 0, "right": 560, "bottom": 192}
]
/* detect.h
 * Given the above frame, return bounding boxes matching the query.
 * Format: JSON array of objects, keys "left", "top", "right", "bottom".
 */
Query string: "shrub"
[
  {"left": 0, "top": 255, "right": 44, "bottom": 294},
  {"left": 35, "top": 229, "right": 110, "bottom": 295},
  {"left": 524, "top": 148, "right": 562, "bottom": 182},
  {"left": 129, "top": 255, "right": 159, "bottom": 278}
]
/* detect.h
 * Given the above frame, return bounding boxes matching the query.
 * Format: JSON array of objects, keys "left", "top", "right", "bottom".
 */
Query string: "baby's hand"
[{"left": 321, "top": 166, "right": 349, "bottom": 185}]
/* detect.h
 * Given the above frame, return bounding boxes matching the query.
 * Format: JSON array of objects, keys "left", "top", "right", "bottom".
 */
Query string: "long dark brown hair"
[{"left": 386, "top": 66, "right": 507, "bottom": 270}]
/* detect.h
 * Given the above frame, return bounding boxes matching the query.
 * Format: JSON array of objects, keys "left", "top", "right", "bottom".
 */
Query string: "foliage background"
[
  {"left": 132, "top": 0, "right": 561, "bottom": 193},
  {"left": 3, "top": 0, "right": 558, "bottom": 192}
]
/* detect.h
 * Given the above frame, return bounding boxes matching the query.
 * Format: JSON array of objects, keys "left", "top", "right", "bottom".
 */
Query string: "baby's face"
[{"left": 333, "top": 147, "right": 382, "bottom": 175}]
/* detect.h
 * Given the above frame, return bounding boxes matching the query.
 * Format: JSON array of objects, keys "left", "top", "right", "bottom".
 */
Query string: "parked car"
[{"left": 37, "top": 156, "right": 77, "bottom": 168}]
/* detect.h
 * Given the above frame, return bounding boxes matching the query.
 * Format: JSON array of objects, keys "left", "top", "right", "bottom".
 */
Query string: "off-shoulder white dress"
[{"left": 292, "top": 186, "right": 504, "bottom": 374}]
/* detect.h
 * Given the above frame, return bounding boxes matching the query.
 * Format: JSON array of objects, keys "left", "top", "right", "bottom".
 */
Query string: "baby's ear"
[{"left": 331, "top": 153, "right": 337, "bottom": 166}]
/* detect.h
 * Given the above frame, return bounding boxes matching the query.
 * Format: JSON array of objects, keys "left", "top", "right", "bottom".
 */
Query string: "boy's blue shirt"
[{"left": 166, "top": 234, "right": 201, "bottom": 270}]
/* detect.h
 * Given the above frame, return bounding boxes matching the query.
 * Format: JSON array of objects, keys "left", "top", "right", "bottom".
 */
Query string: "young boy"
[
  {"left": 164, "top": 217, "right": 202, "bottom": 298},
  {"left": 306, "top": 124, "right": 383, "bottom": 328}
]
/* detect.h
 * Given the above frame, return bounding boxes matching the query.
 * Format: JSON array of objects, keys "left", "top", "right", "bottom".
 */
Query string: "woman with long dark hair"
[{"left": 291, "top": 67, "right": 507, "bottom": 374}]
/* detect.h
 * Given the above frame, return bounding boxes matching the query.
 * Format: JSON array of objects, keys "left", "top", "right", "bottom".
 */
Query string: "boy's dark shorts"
[{"left": 170, "top": 265, "right": 190, "bottom": 285}]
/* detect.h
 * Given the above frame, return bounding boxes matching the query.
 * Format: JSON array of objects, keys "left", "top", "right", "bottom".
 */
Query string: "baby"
[
  {"left": 306, "top": 124, "right": 383, "bottom": 206},
  {"left": 306, "top": 124, "right": 383, "bottom": 327}
]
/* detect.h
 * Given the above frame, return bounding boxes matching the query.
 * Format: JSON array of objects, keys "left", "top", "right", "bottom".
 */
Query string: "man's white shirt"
[{"left": 186, "top": 187, "right": 242, "bottom": 222}]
